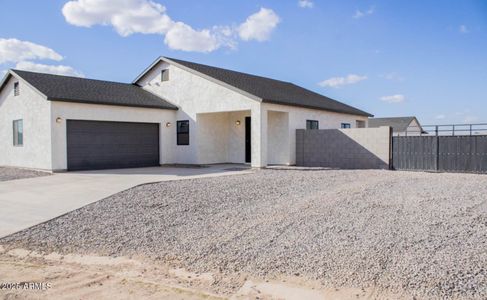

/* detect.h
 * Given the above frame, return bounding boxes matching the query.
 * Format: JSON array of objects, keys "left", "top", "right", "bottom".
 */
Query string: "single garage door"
[{"left": 67, "top": 120, "right": 160, "bottom": 171}]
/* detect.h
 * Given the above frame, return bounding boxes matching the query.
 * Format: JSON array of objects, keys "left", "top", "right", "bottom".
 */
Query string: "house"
[
  {"left": 368, "top": 116, "right": 425, "bottom": 136},
  {"left": 0, "top": 57, "right": 372, "bottom": 171}
]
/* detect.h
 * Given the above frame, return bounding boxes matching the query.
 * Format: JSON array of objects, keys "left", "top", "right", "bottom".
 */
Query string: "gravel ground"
[
  {"left": 0, "top": 167, "right": 50, "bottom": 181},
  {"left": 2, "top": 169, "right": 486, "bottom": 299}
]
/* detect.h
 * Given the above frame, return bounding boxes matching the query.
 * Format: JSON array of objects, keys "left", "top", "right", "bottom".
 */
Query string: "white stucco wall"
[
  {"left": 137, "top": 61, "right": 371, "bottom": 167},
  {"left": 50, "top": 102, "right": 176, "bottom": 171},
  {"left": 267, "top": 111, "right": 290, "bottom": 165},
  {"left": 0, "top": 75, "right": 52, "bottom": 170},
  {"left": 197, "top": 112, "right": 230, "bottom": 164},
  {"left": 137, "top": 61, "right": 260, "bottom": 165},
  {"left": 264, "top": 103, "right": 369, "bottom": 165}
]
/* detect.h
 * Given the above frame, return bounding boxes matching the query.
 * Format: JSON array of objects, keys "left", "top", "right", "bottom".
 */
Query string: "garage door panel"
[{"left": 67, "top": 120, "right": 160, "bottom": 171}]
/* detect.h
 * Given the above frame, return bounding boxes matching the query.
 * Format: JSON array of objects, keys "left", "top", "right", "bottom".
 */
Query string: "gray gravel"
[
  {"left": 2, "top": 169, "right": 487, "bottom": 299},
  {"left": 0, "top": 167, "right": 50, "bottom": 182}
]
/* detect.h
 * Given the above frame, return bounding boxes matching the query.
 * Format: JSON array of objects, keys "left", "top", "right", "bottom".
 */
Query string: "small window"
[
  {"left": 177, "top": 120, "right": 189, "bottom": 145},
  {"left": 13, "top": 119, "right": 23, "bottom": 146},
  {"left": 306, "top": 120, "right": 319, "bottom": 130},
  {"left": 356, "top": 120, "right": 365, "bottom": 128},
  {"left": 341, "top": 123, "right": 351, "bottom": 129},
  {"left": 14, "top": 82, "right": 20, "bottom": 96},
  {"left": 161, "top": 69, "right": 169, "bottom": 82}
]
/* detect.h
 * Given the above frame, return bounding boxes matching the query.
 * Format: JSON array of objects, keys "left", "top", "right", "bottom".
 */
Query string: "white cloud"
[
  {"left": 318, "top": 74, "right": 367, "bottom": 88},
  {"left": 15, "top": 61, "right": 84, "bottom": 77},
  {"left": 0, "top": 38, "right": 63, "bottom": 64},
  {"left": 459, "top": 25, "right": 469, "bottom": 34},
  {"left": 435, "top": 114, "right": 446, "bottom": 120},
  {"left": 380, "top": 94, "right": 405, "bottom": 103},
  {"left": 1, "top": 69, "right": 6, "bottom": 77},
  {"left": 380, "top": 72, "right": 405, "bottom": 82},
  {"left": 298, "top": 0, "right": 314, "bottom": 8},
  {"left": 164, "top": 22, "right": 219, "bottom": 53},
  {"left": 353, "top": 6, "right": 375, "bottom": 19},
  {"left": 238, "top": 8, "right": 281, "bottom": 42},
  {"left": 63, "top": 0, "right": 280, "bottom": 52},
  {"left": 0, "top": 38, "right": 83, "bottom": 77},
  {"left": 62, "top": 0, "right": 173, "bottom": 36}
]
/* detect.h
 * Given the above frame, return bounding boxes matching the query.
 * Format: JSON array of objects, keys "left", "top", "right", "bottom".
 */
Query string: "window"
[
  {"left": 161, "top": 69, "right": 169, "bottom": 82},
  {"left": 14, "top": 82, "right": 19, "bottom": 96},
  {"left": 341, "top": 123, "right": 351, "bottom": 129},
  {"left": 177, "top": 120, "right": 189, "bottom": 145},
  {"left": 356, "top": 120, "right": 366, "bottom": 128},
  {"left": 13, "top": 119, "right": 23, "bottom": 146},
  {"left": 306, "top": 120, "right": 319, "bottom": 130}
]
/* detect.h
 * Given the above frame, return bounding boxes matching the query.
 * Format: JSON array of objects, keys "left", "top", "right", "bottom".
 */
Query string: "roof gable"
[
  {"left": 134, "top": 57, "right": 373, "bottom": 117},
  {"left": 9, "top": 70, "right": 177, "bottom": 110},
  {"left": 369, "top": 117, "right": 422, "bottom": 132}
]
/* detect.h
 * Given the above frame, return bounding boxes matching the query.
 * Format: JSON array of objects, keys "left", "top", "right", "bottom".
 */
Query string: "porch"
[{"left": 196, "top": 108, "right": 290, "bottom": 167}]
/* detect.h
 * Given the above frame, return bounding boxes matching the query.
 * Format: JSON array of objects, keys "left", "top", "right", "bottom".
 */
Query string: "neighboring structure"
[
  {"left": 0, "top": 57, "right": 372, "bottom": 171},
  {"left": 369, "top": 116, "right": 425, "bottom": 136}
]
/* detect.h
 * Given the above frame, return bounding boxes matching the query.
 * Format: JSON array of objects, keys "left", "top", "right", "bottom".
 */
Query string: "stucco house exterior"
[
  {"left": 369, "top": 116, "right": 425, "bottom": 136},
  {"left": 0, "top": 57, "right": 372, "bottom": 171}
]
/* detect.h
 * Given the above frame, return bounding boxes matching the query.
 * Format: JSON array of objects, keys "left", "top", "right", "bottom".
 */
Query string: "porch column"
[{"left": 251, "top": 106, "right": 268, "bottom": 168}]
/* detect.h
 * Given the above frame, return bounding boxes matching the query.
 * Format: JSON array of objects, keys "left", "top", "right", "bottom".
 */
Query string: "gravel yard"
[
  {"left": 0, "top": 167, "right": 50, "bottom": 181},
  {"left": 2, "top": 169, "right": 486, "bottom": 299}
]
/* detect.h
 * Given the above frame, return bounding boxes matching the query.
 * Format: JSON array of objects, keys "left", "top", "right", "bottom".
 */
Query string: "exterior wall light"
[
  {"left": 235, "top": 120, "right": 241, "bottom": 126},
  {"left": 165, "top": 122, "right": 172, "bottom": 127},
  {"left": 56, "top": 117, "right": 62, "bottom": 123}
]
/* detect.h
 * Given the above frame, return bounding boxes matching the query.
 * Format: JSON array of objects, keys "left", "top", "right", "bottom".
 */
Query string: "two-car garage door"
[{"left": 67, "top": 120, "right": 160, "bottom": 171}]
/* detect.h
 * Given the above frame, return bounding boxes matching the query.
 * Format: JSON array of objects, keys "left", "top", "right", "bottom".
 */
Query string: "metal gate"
[{"left": 392, "top": 135, "right": 487, "bottom": 173}]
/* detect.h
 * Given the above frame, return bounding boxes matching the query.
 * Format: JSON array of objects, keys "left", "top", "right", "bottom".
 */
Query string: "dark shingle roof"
[
  {"left": 368, "top": 117, "right": 418, "bottom": 132},
  {"left": 12, "top": 70, "right": 177, "bottom": 110},
  {"left": 163, "top": 57, "right": 372, "bottom": 117}
]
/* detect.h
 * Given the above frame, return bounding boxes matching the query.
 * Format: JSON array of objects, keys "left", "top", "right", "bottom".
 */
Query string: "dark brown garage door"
[{"left": 67, "top": 120, "right": 160, "bottom": 171}]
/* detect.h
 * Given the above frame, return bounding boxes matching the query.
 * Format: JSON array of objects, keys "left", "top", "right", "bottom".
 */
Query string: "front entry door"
[{"left": 245, "top": 117, "right": 251, "bottom": 163}]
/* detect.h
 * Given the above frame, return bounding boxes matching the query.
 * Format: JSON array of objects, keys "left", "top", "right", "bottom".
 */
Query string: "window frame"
[
  {"left": 306, "top": 120, "right": 319, "bottom": 130},
  {"left": 341, "top": 123, "right": 351, "bottom": 129},
  {"left": 14, "top": 82, "right": 20, "bottom": 96},
  {"left": 13, "top": 119, "right": 23, "bottom": 147},
  {"left": 176, "top": 120, "right": 190, "bottom": 146},
  {"left": 161, "top": 69, "right": 169, "bottom": 82}
]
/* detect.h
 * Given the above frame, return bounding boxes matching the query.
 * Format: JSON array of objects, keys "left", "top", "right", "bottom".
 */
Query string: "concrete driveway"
[{"left": 0, "top": 165, "right": 251, "bottom": 238}]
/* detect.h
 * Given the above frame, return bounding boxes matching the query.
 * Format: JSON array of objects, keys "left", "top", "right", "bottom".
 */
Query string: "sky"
[{"left": 1, "top": 0, "right": 486, "bottom": 125}]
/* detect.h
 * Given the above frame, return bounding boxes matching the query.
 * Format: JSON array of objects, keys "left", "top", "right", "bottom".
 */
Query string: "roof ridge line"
[
  {"left": 163, "top": 57, "right": 294, "bottom": 85},
  {"left": 12, "top": 69, "right": 135, "bottom": 86}
]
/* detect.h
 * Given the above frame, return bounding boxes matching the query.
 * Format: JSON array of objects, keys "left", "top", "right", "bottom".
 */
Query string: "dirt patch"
[{"left": 0, "top": 249, "right": 404, "bottom": 300}]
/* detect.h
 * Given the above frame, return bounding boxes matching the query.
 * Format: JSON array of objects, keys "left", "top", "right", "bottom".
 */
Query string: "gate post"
[
  {"left": 436, "top": 134, "right": 440, "bottom": 171},
  {"left": 388, "top": 126, "right": 393, "bottom": 170}
]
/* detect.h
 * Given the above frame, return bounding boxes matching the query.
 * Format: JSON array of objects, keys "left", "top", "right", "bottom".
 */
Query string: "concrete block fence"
[{"left": 296, "top": 127, "right": 392, "bottom": 169}]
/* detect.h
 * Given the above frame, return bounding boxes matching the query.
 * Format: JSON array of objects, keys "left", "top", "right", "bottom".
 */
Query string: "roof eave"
[
  {"left": 132, "top": 56, "right": 164, "bottom": 84},
  {"left": 263, "top": 99, "right": 373, "bottom": 117},
  {"left": 0, "top": 70, "right": 11, "bottom": 91},
  {"left": 47, "top": 97, "right": 179, "bottom": 110}
]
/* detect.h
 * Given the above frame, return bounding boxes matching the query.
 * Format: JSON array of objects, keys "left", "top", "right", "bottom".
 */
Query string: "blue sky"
[{"left": 1, "top": 0, "right": 486, "bottom": 124}]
